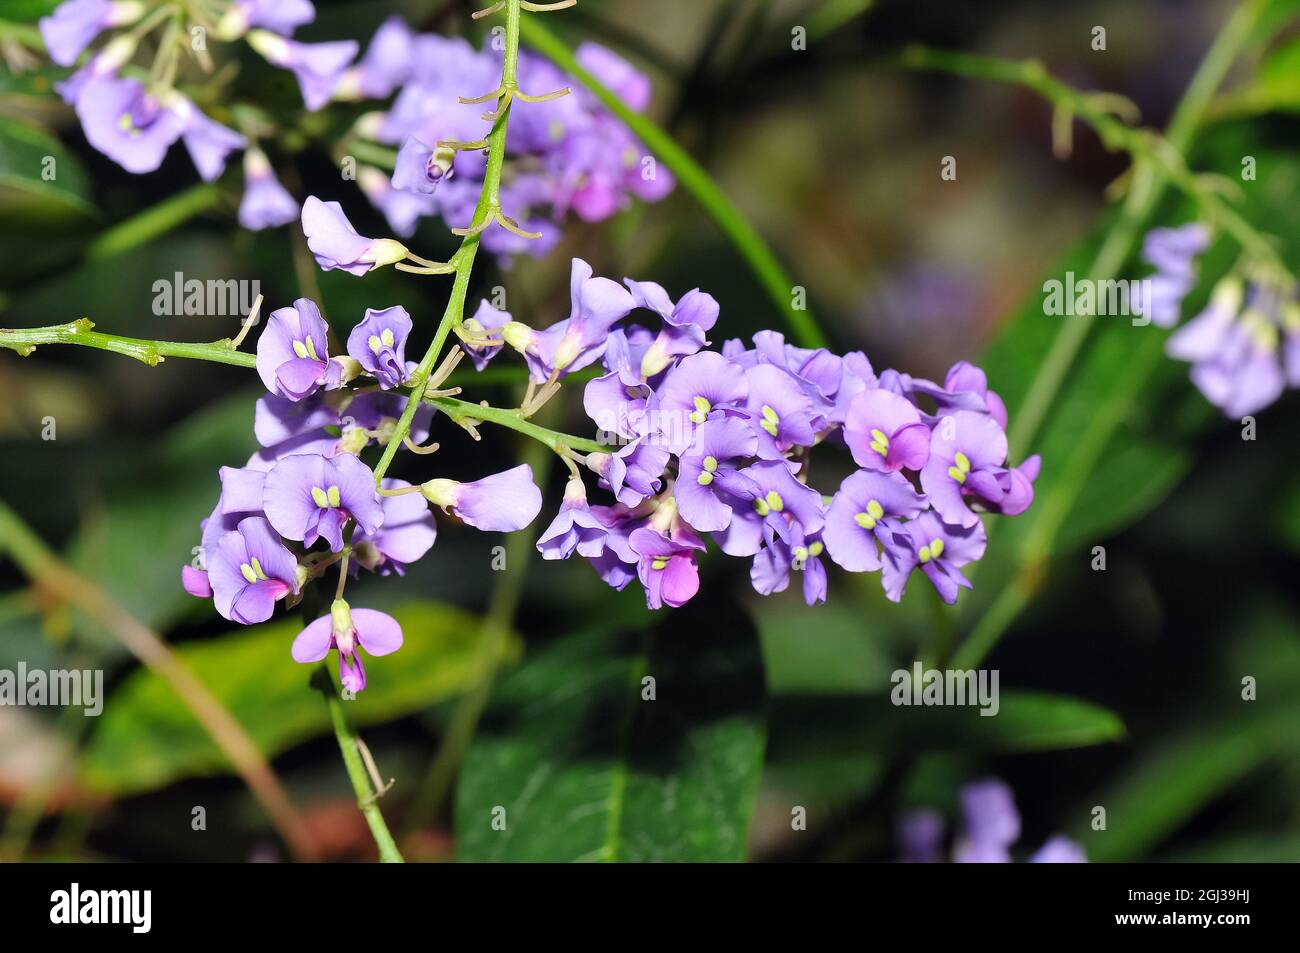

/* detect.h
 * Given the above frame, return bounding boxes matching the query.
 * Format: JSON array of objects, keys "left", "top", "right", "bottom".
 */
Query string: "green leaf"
[
  {"left": 767, "top": 690, "right": 1125, "bottom": 762},
  {"left": 0, "top": 116, "right": 94, "bottom": 220},
  {"left": 455, "top": 601, "right": 767, "bottom": 862},
  {"left": 81, "top": 600, "right": 520, "bottom": 795}
]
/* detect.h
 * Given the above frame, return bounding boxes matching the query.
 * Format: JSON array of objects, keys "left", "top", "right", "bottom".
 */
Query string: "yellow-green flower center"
[
  {"left": 948, "top": 450, "right": 972, "bottom": 484},
  {"left": 239, "top": 557, "right": 268, "bottom": 584},
  {"left": 367, "top": 328, "right": 396, "bottom": 355},
  {"left": 310, "top": 485, "right": 342, "bottom": 508},
  {"left": 853, "top": 498, "right": 886, "bottom": 529},
  {"left": 917, "top": 537, "right": 945, "bottom": 564},
  {"left": 689, "top": 395, "right": 712, "bottom": 425},
  {"left": 292, "top": 337, "right": 321, "bottom": 361},
  {"left": 650, "top": 556, "right": 670, "bottom": 571},
  {"left": 697, "top": 455, "right": 719, "bottom": 486},
  {"left": 760, "top": 405, "right": 781, "bottom": 438},
  {"left": 869, "top": 428, "right": 890, "bottom": 458}
]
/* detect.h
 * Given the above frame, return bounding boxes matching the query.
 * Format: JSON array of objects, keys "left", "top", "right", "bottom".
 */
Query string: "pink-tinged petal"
[
  {"left": 276, "top": 357, "right": 328, "bottom": 400},
  {"left": 181, "top": 565, "right": 212, "bottom": 598},
  {"left": 659, "top": 554, "right": 699, "bottom": 607},
  {"left": 353, "top": 609, "right": 403, "bottom": 657},
  {"left": 291, "top": 615, "right": 335, "bottom": 663},
  {"left": 888, "top": 422, "right": 932, "bottom": 471},
  {"left": 339, "top": 651, "right": 367, "bottom": 693}
]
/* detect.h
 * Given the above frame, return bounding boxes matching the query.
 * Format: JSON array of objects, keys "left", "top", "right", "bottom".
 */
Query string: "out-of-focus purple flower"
[
  {"left": 347, "top": 305, "right": 412, "bottom": 389},
  {"left": 75, "top": 77, "right": 186, "bottom": 174},
  {"left": 256, "top": 297, "right": 334, "bottom": 400},
  {"left": 674, "top": 417, "right": 757, "bottom": 533},
  {"left": 461, "top": 299, "right": 511, "bottom": 371},
  {"left": 217, "top": 0, "right": 315, "bottom": 40},
  {"left": 576, "top": 42, "right": 651, "bottom": 111},
  {"left": 239, "top": 148, "right": 299, "bottom": 230},
  {"left": 954, "top": 778, "right": 1021, "bottom": 863},
  {"left": 1142, "top": 223, "right": 1210, "bottom": 328},
  {"left": 352, "top": 479, "right": 436, "bottom": 575},
  {"left": 55, "top": 33, "right": 135, "bottom": 104},
  {"left": 208, "top": 516, "right": 299, "bottom": 624},
  {"left": 334, "top": 15, "right": 414, "bottom": 100},
  {"left": 40, "top": 0, "right": 143, "bottom": 66},
  {"left": 173, "top": 99, "right": 246, "bottom": 182},
  {"left": 823, "top": 469, "right": 925, "bottom": 573},
  {"left": 247, "top": 31, "right": 357, "bottom": 111},
  {"left": 629, "top": 526, "right": 704, "bottom": 609},
  {"left": 292, "top": 599, "right": 401, "bottom": 695},
  {"left": 844, "top": 388, "right": 931, "bottom": 473},
  {"left": 881, "top": 511, "right": 986, "bottom": 605},
  {"left": 357, "top": 166, "right": 438, "bottom": 238},
  {"left": 1029, "top": 836, "right": 1088, "bottom": 863},
  {"left": 420, "top": 464, "right": 542, "bottom": 533},
  {"left": 898, "top": 810, "right": 946, "bottom": 863},
  {"left": 263, "top": 452, "right": 384, "bottom": 551},
  {"left": 392, "top": 136, "right": 454, "bottom": 195},
  {"left": 301, "top": 195, "right": 409, "bottom": 275},
  {"left": 537, "top": 477, "right": 609, "bottom": 560}
]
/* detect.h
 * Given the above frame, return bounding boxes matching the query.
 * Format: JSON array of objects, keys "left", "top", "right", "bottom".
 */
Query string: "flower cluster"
[
  {"left": 181, "top": 297, "right": 543, "bottom": 691},
  {"left": 466, "top": 259, "right": 1039, "bottom": 611},
  {"left": 346, "top": 18, "right": 674, "bottom": 257},
  {"left": 39, "top": 2, "right": 671, "bottom": 248},
  {"left": 1144, "top": 222, "right": 1300, "bottom": 417},
  {"left": 898, "top": 778, "right": 1086, "bottom": 863}
]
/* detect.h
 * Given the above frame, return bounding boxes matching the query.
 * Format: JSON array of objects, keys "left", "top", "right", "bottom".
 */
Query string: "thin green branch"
[
  {"left": 0, "top": 319, "right": 257, "bottom": 367},
  {"left": 315, "top": 665, "right": 404, "bottom": 862},
  {"left": 85, "top": 183, "right": 224, "bottom": 261},
  {"left": 427, "top": 394, "right": 606, "bottom": 454},
  {"left": 519, "top": 15, "right": 829, "bottom": 349}
]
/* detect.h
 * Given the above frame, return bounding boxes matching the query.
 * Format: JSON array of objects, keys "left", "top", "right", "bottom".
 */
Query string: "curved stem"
[
  {"left": 427, "top": 394, "right": 606, "bottom": 454},
  {"left": 519, "top": 15, "right": 828, "bottom": 349},
  {"left": 316, "top": 665, "right": 404, "bottom": 862}
]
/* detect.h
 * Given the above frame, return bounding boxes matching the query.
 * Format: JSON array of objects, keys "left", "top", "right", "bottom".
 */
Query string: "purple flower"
[
  {"left": 920, "top": 411, "right": 1011, "bottom": 528},
  {"left": 461, "top": 299, "right": 511, "bottom": 371},
  {"left": 181, "top": 564, "right": 212, "bottom": 598},
  {"left": 239, "top": 149, "right": 299, "bottom": 230},
  {"left": 898, "top": 810, "right": 945, "bottom": 863},
  {"left": 941, "top": 361, "right": 1008, "bottom": 429},
  {"left": 586, "top": 438, "right": 670, "bottom": 508},
  {"left": 253, "top": 393, "right": 339, "bottom": 447},
  {"left": 420, "top": 464, "right": 542, "bottom": 533},
  {"left": 750, "top": 523, "right": 828, "bottom": 606},
  {"left": 576, "top": 42, "right": 652, "bottom": 111},
  {"left": 624, "top": 279, "right": 719, "bottom": 378},
  {"left": 629, "top": 527, "right": 704, "bottom": 609},
  {"left": 301, "top": 196, "right": 409, "bottom": 275},
  {"left": 392, "top": 136, "right": 454, "bottom": 195},
  {"left": 351, "top": 478, "right": 437, "bottom": 575},
  {"left": 719, "top": 459, "right": 825, "bottom": 558},
  {"left": 263, "top": 452, "right": 384, "bottom": 551},
  {"left": 823, "top": 469, "right": 926, "bottom": 572},
  {"left": 40, "top": 0, "right": 141, "bottom": 67},
  {"left": 502, "top": 258, "right": 635, "bottom": 381},
  {"left": 335, "top": 16, "right": 414, "bottom": 100},
  {"left": 1142, "top": 223, "right": 1210, "bottom": 328},
  {"left": 217, "top": 0, "right": 315, "bottom": 39},
  {"left": 292, "top": 599, "right": 402, "bottom": 695},
  {"left": 954, "top": 778, "right": 1021, "bottom": 863},
  {"left": 651, "top": 351, "right": 748, "bottom": 454},
  {"left": 1029, "top": 836, "right": 1087, "bottom": 863},
  {"left": 174, "top": 99, "right": 246, "bottom": 182},
  {"left": 744, "top": 363, "right": 818, "bottom": 460},
  {"left": 208, "top": 517, "right": 299, "bottom": 624},
  {"left": 346, "top": 306, "right": 412, "bottom": 389},
  {"left": 537, "top": 478, "right": 609, "bottom": 560},
  {"left": 881, "top": 512, "right": 986, "bottom": 605},
  {"left": 674, "top": 417, "right": 757, "bottom": 533},
  {"left": 844, "top": 388, "right": 931, "bottom": 473},
  {"left": 247, "top": 31, "right": 357, "bottom": 111},
  {"left": 357, "top": 166, "right": 438, "bottom": 238},
  {"left": 75, "top": 77, "right": 186, "bottom": 174},
  {"left": 256, "top": 297, "right": 334, "bottom": 400}
]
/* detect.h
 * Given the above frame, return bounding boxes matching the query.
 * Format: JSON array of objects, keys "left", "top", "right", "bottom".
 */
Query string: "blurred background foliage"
[{"left": 1, "top": 0, "right": 1299, "bottom": 862}]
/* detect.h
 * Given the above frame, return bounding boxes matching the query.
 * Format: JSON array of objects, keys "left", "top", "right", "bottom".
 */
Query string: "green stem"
[
  {"left": 317, "top": 666, "right": 404, "bottom": 862},
  {"left": 520, "top": 15, "right": 828, "bottom": 349},
  {"left": 85, "top": 183, "right": 223, "bottom": 261},
  {"left": 371, "top": 0, "right": 524, "bottom": 484},
  {"left": 0, "top": 321, "right": 605, "bottom": 454}
]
